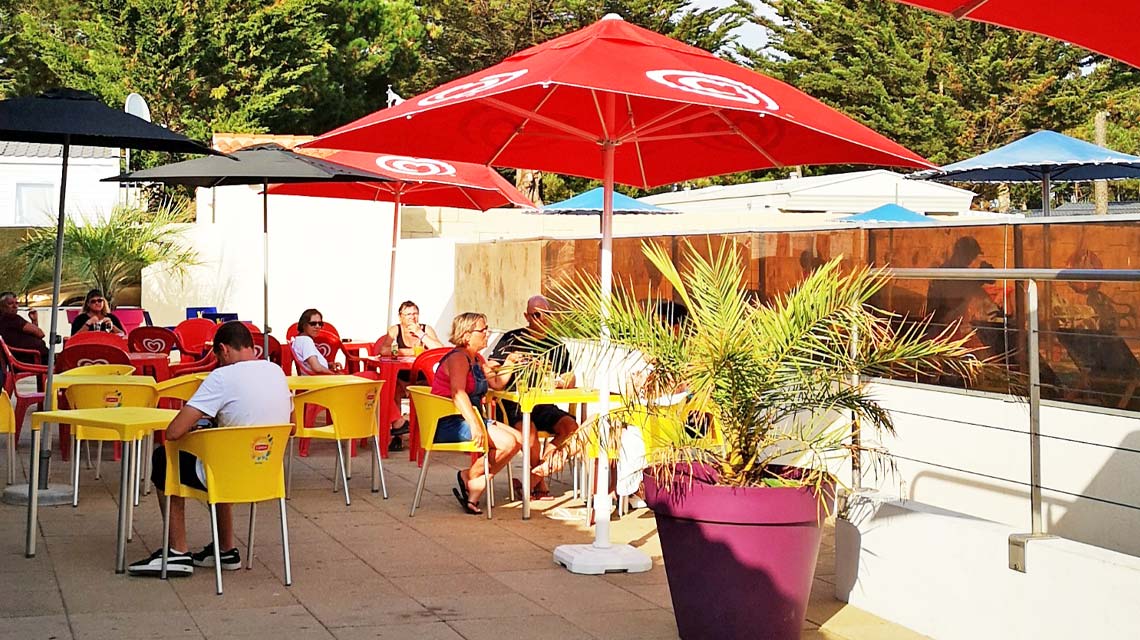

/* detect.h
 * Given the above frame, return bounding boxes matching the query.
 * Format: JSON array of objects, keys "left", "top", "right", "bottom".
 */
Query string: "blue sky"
[{"left": 689, "top": 0, "right": 772, "bottom": 51}]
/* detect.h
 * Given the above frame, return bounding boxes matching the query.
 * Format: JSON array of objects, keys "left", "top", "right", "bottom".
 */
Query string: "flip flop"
[
  {"left": 452, "top": 487, "right": 483, "bottom": 515},
  {"left": 532, "top": 487, "right": 555, "bottom": 501},
  {"left": 456, "top": 471, "right": 471, "bottom": 502}
]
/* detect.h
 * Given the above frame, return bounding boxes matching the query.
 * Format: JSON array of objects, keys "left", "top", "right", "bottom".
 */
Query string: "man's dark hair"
[{"left": 212, "top": 320, "right": 253, "bottom": 352}]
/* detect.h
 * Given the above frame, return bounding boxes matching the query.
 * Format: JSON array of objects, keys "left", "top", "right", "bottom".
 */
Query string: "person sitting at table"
[
  {"left": 70, "top": 289, "right": 125, "bottom": 336},
  {"left": 432, "top": 312, "right": 535, "bottom": 515},
  {"left": 291, "top": 308, "right": 343, "bottom": 375},
  {"left": 0, "top": 291, "right": 49, "bottom": 365},
  {"left": 490, "top": 295, "right": 578, "bottom": 499},
  {"left": 379, "top": 301, "right": 443, "bottom": 441},
  {"left": 129, "top": 321, "right": 291, "bottom": 576}
]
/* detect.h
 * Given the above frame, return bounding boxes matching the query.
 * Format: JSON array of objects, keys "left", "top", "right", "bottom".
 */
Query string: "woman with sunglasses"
[
  {"left": 70, "top": 289, "right": 125, "bottom": 336},
  {"left": 291, "top": 308, "right": 342, "bottom": 374}
]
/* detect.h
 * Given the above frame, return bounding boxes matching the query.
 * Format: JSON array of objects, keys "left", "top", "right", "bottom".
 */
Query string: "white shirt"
[
  {"left": 290, "top": 335, "right": 327, "bottom": 373},
  {"left": 186, "top": 359, "right": 292, "bottom": 486}
]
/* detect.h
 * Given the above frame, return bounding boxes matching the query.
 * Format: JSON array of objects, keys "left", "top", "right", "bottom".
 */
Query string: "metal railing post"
[{"left": 1027, "top": 279, "right": 1043, "bottom": 536}]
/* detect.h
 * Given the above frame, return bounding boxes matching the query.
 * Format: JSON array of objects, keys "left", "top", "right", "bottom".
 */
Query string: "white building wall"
[{"left": 0, "top": 155, "right": 121, "bottom": 226}]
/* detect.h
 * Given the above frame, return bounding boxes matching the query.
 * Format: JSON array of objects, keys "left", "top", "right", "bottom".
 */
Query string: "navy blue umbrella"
[{"left": 911, "top": 130, "right": 1140, "bottom": 216}]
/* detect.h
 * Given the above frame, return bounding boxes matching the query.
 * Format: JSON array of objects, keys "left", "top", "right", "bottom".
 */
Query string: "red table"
[
  {"left": 361, "top": 354, "right": 414, "bottom": 458},
  {"left": 128, "top": 352, "right": 171, "bottom": 381}
]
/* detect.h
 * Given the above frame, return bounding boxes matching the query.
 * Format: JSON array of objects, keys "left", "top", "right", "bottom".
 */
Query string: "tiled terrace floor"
[{"left": 0, "top": 437, "right": 926, "bottom": 640}]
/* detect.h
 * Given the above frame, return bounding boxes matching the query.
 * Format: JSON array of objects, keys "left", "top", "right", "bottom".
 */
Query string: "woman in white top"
[{"left": 291, "top": 308, "right": 342, "bottom": 375}]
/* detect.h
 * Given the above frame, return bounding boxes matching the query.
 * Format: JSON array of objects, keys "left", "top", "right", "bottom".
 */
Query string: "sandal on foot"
[
  {"left": 452, "top": 487, "right": 483, "bottom": 515},
  {"left": 511, "top": 478, "right": 524, "bottom": 498},
  {"left": 456, "top": 471, "right": 471, "bottom": 501},
  {"left": 532, "top": 487, "right": 555, "bottom": 501}
]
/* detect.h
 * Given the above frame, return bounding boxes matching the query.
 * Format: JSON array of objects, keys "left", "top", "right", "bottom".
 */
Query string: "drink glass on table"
[{"left": 413, "top": 342, "right": 425, "bottom": 356}]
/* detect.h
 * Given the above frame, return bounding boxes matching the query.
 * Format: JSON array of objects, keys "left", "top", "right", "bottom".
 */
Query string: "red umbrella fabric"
[
  {"left": 302, "top": 15, "right": 932, "bottom": 187},
  {"left": 893, "top": 0, "right": 1140, "bottom": 68},
  {"left": 270, "top": 150, "right": 533, "bottom": 210},
  {"left": 268, "top": 150, "right": 534, "bottom": 323}
]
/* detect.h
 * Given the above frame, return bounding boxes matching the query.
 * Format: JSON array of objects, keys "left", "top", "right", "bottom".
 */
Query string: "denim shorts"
[{"left": 434, "top": 415, "right": 482, "bottom": 443}]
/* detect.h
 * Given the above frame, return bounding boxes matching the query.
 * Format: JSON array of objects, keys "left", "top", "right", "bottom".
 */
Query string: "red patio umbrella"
[
  {"left": 268, "top": 150, "right": 534, "bottom": 323},
  {"left": 301, "top": 13, "right": 931, "bottom": 575},
  {"left": 893, "top": 0, "right": 1140, "bottom": 68}
]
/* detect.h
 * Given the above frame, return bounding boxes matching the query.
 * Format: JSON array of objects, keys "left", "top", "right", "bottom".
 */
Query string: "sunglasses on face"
[
  {"left": 309, "top": 321, "right": 324, "bottom": 328},
  {"left": 90, "top": 299, "right": 105, "bottom": 304},
  {"left": 471, "top": 326, "right": 489, "bottom": 334}
]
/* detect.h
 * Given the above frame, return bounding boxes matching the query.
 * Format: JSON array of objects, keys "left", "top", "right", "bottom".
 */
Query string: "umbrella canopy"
[
  {"left": 839, "top": 203, "right": 934, "bottom": 224},
  {"left": 910, "top": 130, "right": 1140, "bottom": 216},
  {"left": 911, "top": 130, "right": 1140, "bottom": 182},
  {"left": 538, "top": 187, "right": 676, "bottom": 215},
  {"left": 105, "top": 143, "right": 394, "bottom": 354},
  {"left": 300, "top": 13, "right": 931, "bottom": 574},
  {"left": 893, "top": 0, "right": 1140, "bottom": 69},
  {"left": 266, "top": 150, "right": 534, "bottom": 323},
  {"left": 1, "top": 87, "right": 218, "bottom": 558},
  {"left": 0, "top": 88, "right": 218, "bottom": 155}
]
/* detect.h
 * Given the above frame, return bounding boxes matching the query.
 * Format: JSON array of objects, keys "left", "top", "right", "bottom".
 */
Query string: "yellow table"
[
  {"left": 489, "top": 388, "right": 612, "bottom": 519},
  {"left": 28, "top": 407, "right": 178, "bottom": 572},
  {"left": 51, "top": 375, "right": 156, "bottom": 408}
]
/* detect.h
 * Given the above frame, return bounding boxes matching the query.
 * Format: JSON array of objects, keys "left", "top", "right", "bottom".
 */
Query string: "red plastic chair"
[
  {"left": 285, "top": 322, "right": 340, "bottom": 341},
  {"left": 406, "top": 347, "right": 454, "bottom": 464},
  {"left": 251, "top": 333, "right": 283, "bottom": 367},
  {"left": 66, "top": 331, "right": 128, "bottom": 349},
  {"left": 0, "top": 337, "right": 48, "bottom": 447},
  {"left": 170, "top": 351, "right": 217, "bottom": 377},
  {"left": 291, "top": 334, "right": 343, "bottom": 375},
  {"left": 127, "top": 326, "right": 178, "bottom": 354},
  {"left": 344, "top": 336, "right": 386, "bottom": 374},
  {"left": 173, "top": 318, "right": 218, "bottom": 359}
]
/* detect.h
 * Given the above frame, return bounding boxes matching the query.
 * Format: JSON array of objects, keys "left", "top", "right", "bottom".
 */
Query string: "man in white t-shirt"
[{"left": 129, "top": 321, "right": 291, "bottom": 577}]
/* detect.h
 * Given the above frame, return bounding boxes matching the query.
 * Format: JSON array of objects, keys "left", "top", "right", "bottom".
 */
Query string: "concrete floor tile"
[
  {"left": 571, "top": 609, "right": 680, "bottom": 639},
  {"left": 57, "top": 574, "right": 183, "bottom": 614},
  {"left": 445, "top": 614, "right": 594, "bottom": 640},
  {"left": 329, "top": 622, "right": 465, "bottom": 640},
  {"left": 0, "top": 585, "right": 66, "bottom": 617},
  {"left": 388, "top": 572, "right": 514, "bottom": 599},
  {"left": 418, "top": 592, "right": 549, "bottom": 621},
  {"left": 0, "top": 614, "right": 73, "bottom": 640},
  {"left": 69, "top": 610, "right": 202, "bottom": 639},
  {"left": 189, "top": 605, "right": 326, "bottom": 637}
]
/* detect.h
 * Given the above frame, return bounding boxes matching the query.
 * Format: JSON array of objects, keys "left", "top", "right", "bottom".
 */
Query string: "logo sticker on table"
[
  {"left": 375, "top": 156, "right": 457, "bottom": 177},
  {"left": 418, "top": 70, "right": 528, "bottom": 106},
  {"left": 645, "top": 70, "right": 780, "bottom": 110},
  {"left": 250, "top": 434, "right": 274, "bottom": 464}
]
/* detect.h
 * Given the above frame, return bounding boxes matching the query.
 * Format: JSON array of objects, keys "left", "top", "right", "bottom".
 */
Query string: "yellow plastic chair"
[
  {"left": 2, "top": 391, "right": 15, "bottom": 485},
  {"left": 156, "top": 375, "right": 206, "bottom": 403},
  {"left": 290, "top": 380, "right": 387, "bottom": 505},
  {"left": 407, "top": 385, "right": 493, "bottom": 519},
  {"left": 59, "top": 364, "right": 136, "bottom": 377},
  {"left": 64, "top": 383, "right": 159, "bottom": 508},
  {"left": 160, "top": 424, "right": 294, "bottom": 595}
]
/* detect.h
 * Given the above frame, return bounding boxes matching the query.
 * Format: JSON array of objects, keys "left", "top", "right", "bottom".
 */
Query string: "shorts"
[
  {"left": 150, "top": 447, "right": 207, "bottom": 492},
  {"left": 500, "top": 400, "right": 573, "bottom": 433},
  {"left": 434, "top": 415, "right": 483, "bottom": 443}
]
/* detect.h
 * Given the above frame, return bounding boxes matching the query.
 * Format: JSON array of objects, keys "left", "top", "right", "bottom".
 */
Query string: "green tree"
[{"left": 14, "top": 201, "right": 198, "bottom": 305}]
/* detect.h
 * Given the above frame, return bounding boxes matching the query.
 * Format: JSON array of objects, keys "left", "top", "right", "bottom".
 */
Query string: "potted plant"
[{"left": 538, "top": 240, "right": 979, "bottom": 640}]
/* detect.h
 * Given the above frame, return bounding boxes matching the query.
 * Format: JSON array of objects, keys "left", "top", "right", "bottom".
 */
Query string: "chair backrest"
[
  {"left": 112, "top": 308, "right": 149, "bottom": 334},
  {"left": 166, "top": 424, "right": 293, "bottom": 504},
  {"left": 59, "top": 364, "right": 136, "bottom": 376},
  {"left": 407, "top": 385, "right": 462, "bottom": 450},
  {"left": 285, "top": 323, "right": 341, "bottom": 341},
  {"left": 173, "top": 318, "right": 218, "bottom": 355},
  {"left": 0, "top": 390, "right": 14, "bottom": 435},
  {"left": 156, "top": 375, "right": 205, "bottom": 402},
  {"left": 252, "top": 334, "right": 283, "bottom": 365},
  {"left": 293, "top": 381, "right": 382, "bottom": 440},
  {"left": 185, "top": 306, "right": 217, "bottom": 320},
  {"left": 411, "top": 347, "right": 452, "bottom": 386},
  {"left": 56, "top": 344, "right": 132, "bottom": 372},
  {"left": 64, "top": 382, "right": 159, "bottom": 410},
  {"left": 128, "top": 326, "right": 179, "bottom": 354},
  {"left": 66, "top": 331, "right": 128, "bottom": 349}
]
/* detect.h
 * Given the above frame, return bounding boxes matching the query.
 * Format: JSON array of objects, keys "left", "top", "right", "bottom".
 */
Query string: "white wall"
[
  {"left": 854, "top": 380, "right": 1140, "bottom": 558},
  {"left": 0, "top": 155, "right": 120, "bottom": 226}
]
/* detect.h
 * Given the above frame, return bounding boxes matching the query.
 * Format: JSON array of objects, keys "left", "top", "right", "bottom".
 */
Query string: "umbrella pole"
[
  {"left": 1041, "top": 171, "right": 1052, "bottom": 217},
  {"left": 553, "top": 134, "right": 650, "bottom": 575},
  {"left": 385, "top": 191, "right": 402, "bottom": 326},
  {"left": 262, "top": 180, "right": 270, "bottom": 360},
  {"left": 27, "top": 137, "right": 70, "bottom": 557}
]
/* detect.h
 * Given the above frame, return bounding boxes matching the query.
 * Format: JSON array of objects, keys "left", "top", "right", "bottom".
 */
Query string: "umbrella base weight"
[
  {"left": 3, "top": 483, "right": 72, "bottom": 507},
  {"left": 553, "top": 543, "right": 652, "bottom": 575}
]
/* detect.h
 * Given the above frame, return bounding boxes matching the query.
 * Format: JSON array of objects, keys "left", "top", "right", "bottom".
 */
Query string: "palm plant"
[
  {"left": 535, "top": 239, "right": 982, "bottom": 495},
  {"left": 14, "top": 199, "right": 197, "bottom": 305}
]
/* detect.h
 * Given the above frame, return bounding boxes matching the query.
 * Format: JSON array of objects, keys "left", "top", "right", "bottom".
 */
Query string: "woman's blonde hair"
[{"left": 449, "top": 312, "right": 487, "bottom": 347}]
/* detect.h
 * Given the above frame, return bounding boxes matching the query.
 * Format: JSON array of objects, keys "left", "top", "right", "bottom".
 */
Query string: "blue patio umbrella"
[
  {"left": 839, "top": 203, "right": 934, "bottom": 224},
  {"left": 911, "top": 130, "right": 1140, "bottom": 215},
  {"left": 535, "top": 187, "right": 676, "bottom": 215}
]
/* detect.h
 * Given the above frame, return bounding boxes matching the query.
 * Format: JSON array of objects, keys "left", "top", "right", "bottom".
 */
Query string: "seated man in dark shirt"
[
  {"left": 0, "top": 292, "right": 49, "bottom": 364},
  {"left": 490, "top": 295, "right": 578, "bottom": 499}
]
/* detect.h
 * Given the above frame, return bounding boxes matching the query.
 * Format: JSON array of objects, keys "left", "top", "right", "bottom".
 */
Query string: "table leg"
[
  {"left": 522, "top": 411, "right": 531, "bottom": 520},
  {"left": 25, "top": 427, "right": 42, "bottom": 558},
  {"left": 127, "top": 441, "right": 137, "bottom": 542},
  {"left": 116, "top": 438, "right": 133, "bottom": 573}
]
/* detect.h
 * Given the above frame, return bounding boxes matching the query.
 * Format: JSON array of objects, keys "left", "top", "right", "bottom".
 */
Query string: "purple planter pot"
[{"left": 643, "top": 466, "right": 834, "bottom": 640}]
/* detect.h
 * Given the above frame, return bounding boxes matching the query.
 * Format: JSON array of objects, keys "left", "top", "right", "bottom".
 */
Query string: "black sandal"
[{"left": 452, "top": 487, "right": 483, "bottom": 515}]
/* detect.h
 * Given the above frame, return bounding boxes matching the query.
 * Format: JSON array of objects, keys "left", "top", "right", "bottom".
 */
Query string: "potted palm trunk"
[{"left": 539, "top": 241, "right": 978, "bottom": 640}]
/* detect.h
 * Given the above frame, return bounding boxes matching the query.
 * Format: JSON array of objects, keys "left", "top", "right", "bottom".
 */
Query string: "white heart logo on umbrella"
[
  {"left": 418, "top": 70, "right": 529, "bottom": 106},
  {"left": 376, "top": 156, "right": 457, "bottom": 177},
  {"left": 76, "top": 358, "right": 110, "bottom": 367},
  {"left": 141, "top": 338, "right": 166, "bottom": 352},
  {"left": 645, "top": 70, "right": 780, "bottom": 110}
]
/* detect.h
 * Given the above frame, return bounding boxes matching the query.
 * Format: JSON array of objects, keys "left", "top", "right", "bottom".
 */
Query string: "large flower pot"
[{"left": 644, "top": 466, "right": 834, "bottom": 640}]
